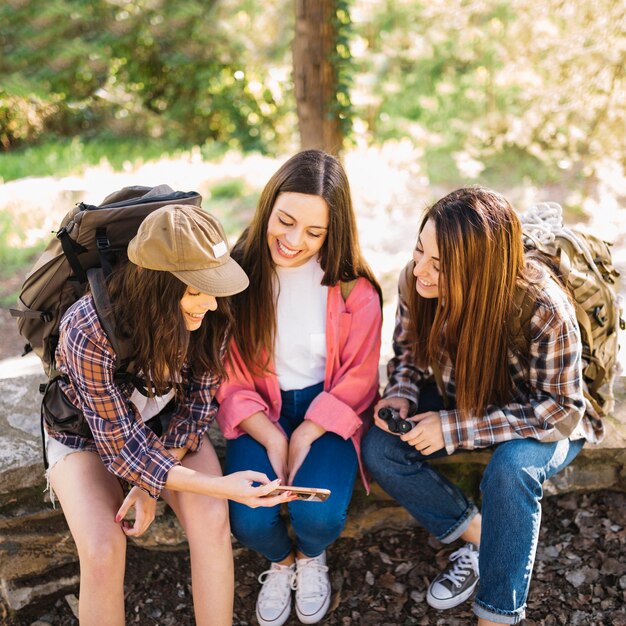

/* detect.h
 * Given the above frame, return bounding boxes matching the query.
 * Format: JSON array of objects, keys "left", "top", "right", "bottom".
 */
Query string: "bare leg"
[
  {"left": 162, "top": 436, "right": 234, "bottom": 626},
  {"left": 461, "top": 512, "right": 482, "bottom": 545},
  {"left": 49, "top": 451, "right": 126, "bottom": 626},
  {"left": 478, "top": 619, "right": 500, "bottom": 626}
]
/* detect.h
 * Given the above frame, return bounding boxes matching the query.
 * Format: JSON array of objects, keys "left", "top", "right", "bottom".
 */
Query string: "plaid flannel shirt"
[
  {"left": 384, "top": 266, "right": 601, "bottom": 454},
  {"left": 47, "top": 296, "right": 220, "bottom": 498}
]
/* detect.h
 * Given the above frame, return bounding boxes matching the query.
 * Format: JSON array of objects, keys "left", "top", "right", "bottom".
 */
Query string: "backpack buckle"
[
  {"left": 593, "top": 306, "right": 607, "bottom": 327},
  {"left": 95, "top": 228, "right": 110, "bottom": 250}
]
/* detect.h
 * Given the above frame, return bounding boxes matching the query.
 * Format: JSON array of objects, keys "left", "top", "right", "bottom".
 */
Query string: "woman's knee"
[
  {"left": 179, "top": 494, "right": 231, "bottom": 538},
  {"left": 229, "top": 503, "right": 278, "bottom": 543},
  {"left": 362, "top": 426, "right": 391, "bottom": 474},
  {"left": 480, "top": 443, "right": 544, "bottom": 500},
  {"left": 290, "top": 503, "right": 346, "bottom": 544},
  {"left": 76, "top": 527, "right": 126, "bottom": 579},
  {"left": 363, "top": 426, "right": 417, "bottom": 479}
]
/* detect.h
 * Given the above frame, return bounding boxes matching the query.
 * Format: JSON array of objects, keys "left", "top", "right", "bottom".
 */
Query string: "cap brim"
[{"left": 172, "top": 257, "right": 249, "bottom": 297}]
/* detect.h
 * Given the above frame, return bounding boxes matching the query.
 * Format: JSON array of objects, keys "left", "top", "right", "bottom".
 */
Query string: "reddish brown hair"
[{"left": 407, "top": 186, "right": 544, "bottom": 415}]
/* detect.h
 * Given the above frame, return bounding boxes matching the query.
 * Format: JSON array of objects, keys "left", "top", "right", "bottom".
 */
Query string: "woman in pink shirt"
[{"left": 216, "top": 150, "right": 382, "bottom": 626}]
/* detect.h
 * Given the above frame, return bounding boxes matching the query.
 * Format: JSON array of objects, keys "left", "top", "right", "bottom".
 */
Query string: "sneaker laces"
[
  {"left": 441, "top": 545, "right": 479, "bottom": 588},
  {"left": 296, "top": 556, "right": 329, "bottom": 600},
  {"left": 258, "top": 565, "right": 296, "bottom": 609}
]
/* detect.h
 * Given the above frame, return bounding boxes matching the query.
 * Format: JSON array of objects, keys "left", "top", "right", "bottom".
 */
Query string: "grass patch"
[
  {"left": 0, "top": 211, "right": 46, "bottom": 273},
  {"left": 209, "top": 178, "right": 246, "bottom": 200},
  {"left": 0, "top": 135, "right": 199, "bottom": 182},
  {"left": 203, "top": 192, "right": 260, "bottom": 237}
]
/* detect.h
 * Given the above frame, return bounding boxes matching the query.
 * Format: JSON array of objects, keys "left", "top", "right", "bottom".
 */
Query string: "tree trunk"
[{"left": 293, "top": 0, "right": 343, "bottom": 155}]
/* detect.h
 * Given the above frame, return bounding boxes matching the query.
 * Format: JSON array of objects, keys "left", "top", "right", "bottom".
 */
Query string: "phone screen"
[{"left": 268, "top": 486, "right": 331, "bottom": 502}]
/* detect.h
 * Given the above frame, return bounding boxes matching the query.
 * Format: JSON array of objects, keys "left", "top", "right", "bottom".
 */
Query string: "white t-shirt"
[
  {"left": 274, "top": 256, "right": 328, "bottom": 391},
  {"left": 130, "top": 386, "right": 175, "bottom": 421}
]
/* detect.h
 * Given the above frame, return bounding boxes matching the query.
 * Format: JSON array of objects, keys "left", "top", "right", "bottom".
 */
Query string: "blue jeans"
[
  {"left": 362, "top": 388, "right": 585, "bottom": 624},
  {"left": 225, "top": 382, "right": 358, "bottom": 562}
]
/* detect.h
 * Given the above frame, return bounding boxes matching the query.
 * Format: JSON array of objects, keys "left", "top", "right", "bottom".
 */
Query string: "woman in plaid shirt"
[
  {"left": 46, "top": 205, "right": 293, "bottom": 626},
  {"left": 363, "top": 187, "right": 591, "bottom": 625}
]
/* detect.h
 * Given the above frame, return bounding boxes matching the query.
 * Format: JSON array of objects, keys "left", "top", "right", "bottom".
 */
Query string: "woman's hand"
[
  {"left": 266, "top": 434, "right": 289, "bottom": 485},
  {"left": 214, "top": 471, "right": 294, "bottom": 508},
  {"left": 115, "top": 486, "right": 157, "bottom": 537},
  {"left": 287, "top": 420, "right": 326, "bottom": 484},
  {"left": 401, "top": 411, "right": 445, "bottom": 455},
  {"left": 373, "top": 396, "right": 411, "bottom": 432},
  {"left": 240, "top": 412, "right": 289, "bottom": 483}
]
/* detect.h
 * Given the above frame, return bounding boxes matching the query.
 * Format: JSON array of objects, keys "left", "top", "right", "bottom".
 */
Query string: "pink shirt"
[{"left": 216, "top": 277, "right": 382, "bottom": 491}]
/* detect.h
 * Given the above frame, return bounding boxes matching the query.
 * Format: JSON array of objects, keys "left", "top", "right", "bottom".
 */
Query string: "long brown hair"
[
  {"left": 407, "top": 186, "right": 544, "bottom": 416},
  {"left": 106, "top": 261, "right": 233, "bottom": 394},
  {"left": 231, "top": 149, "right": 381, "bottom": 374}
]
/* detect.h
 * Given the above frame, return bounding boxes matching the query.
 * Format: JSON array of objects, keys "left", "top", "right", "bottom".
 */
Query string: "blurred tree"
[
  {"left": 351, "top": 0, "right": 625, "bottom": 187},
  {"left": 0, "top": 0, "right": 293, "bottom": 152},
  {"left": 293, "top": 0, "right": 353, "bottom": 155}
]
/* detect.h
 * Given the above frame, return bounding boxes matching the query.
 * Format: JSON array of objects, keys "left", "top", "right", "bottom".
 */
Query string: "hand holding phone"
[{"left": 266, "top": 485, "right": 331, "bottom": 502}]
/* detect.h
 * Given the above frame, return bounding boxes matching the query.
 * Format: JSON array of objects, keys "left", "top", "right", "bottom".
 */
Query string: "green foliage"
[
  {"left": 0, "top": 136, "right": 189, "bottom": 182},
  {"left": 203, "top": 191, "right": 260, "bottom": 237},
  {"left": 209, "top": 179, "right": 246, "bottom": 200},
  {"left": 352, "top": 0, "right": 625, "bottom": 184},
  {"left": 0, "top": 0, "right": 293, "bottom": 152},
  {"left": 0, "top": 212, "right": 45, "bottom": 277},
  {"left": 331, "top": 0, "right": 355, "bottom": 143},
  {"left": 0, "top": 0, "right": 622, "bottom": 193}
]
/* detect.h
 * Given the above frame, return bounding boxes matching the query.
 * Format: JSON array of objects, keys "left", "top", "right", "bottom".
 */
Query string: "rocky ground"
[{"left": 4, "top": 489, "right": 626, "bottom": 626}]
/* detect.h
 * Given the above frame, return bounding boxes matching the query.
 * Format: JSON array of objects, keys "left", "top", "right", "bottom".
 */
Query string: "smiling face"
[
  {"left": 412, "top": 218, "right": 440, "bottom": 298},
  {"left": 179, "top": 286, "right": 218, "bottom": 331},
  {"left": 266, "top": 192, "right": 329, "bottom": 268}
]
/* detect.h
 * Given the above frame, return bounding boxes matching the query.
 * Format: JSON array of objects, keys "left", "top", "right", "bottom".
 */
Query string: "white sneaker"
[
  {"left": 426, "top": 542, "right": 480, "bottom": 610},
  {"left": 295, "top": 551, "right": 331, "bottom": 624},
  {"left": 256, "top": 562, "right": 296, "bottom": 626}
]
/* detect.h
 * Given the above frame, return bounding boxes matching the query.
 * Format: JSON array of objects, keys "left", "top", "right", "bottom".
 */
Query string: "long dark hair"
[
  {"left": 106, "top": 261, "right": 233, "bottom": 394},
  {"left": 406, "top": 186, "right": 545, "bottom": 416},
  {"left": 231, "top": 149, "right": 381, "bottom": 374}
]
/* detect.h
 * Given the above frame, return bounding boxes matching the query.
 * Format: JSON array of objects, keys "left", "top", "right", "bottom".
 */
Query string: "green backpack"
[{"left": 516, "top": 201, "right": 623, "bottom": 420}]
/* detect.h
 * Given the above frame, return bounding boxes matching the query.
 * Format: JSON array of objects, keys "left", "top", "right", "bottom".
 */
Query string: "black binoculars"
[{"left": 378, "top": 407, "right": 414, "bottom": 434}]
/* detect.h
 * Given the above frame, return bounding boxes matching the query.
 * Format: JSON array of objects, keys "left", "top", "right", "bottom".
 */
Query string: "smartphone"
[{"left": 268, "top": 485, "right": 331, "bottom": 502}]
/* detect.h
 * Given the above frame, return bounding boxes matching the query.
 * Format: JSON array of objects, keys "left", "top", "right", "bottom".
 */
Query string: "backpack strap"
[
  {"left": 509, "top": 285, "right": 537, "bottom": 358},
  {"left": 430, "top": 360, "right": 450, "bottom": 410},
  {"left": 87, "top": 268, "right": 134, "bottom": 365},
  {"left": 58, "top": 226, "right": 89, "bottom": 284}
]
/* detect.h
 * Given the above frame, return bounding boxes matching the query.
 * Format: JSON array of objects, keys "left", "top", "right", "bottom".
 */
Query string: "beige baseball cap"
[{"left": 127, "top": 204, "right": 249, "bottom": 296}]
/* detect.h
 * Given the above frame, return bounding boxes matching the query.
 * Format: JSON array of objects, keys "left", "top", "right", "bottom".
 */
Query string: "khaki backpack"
[{"left": 516, "top": 202, "right": 623, "bottom": 420}]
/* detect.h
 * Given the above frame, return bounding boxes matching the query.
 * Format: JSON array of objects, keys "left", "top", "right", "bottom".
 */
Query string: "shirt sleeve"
[
  {"left": 304, "top": 280, "right": 382, "bottom": 439},
  {"left": 215, "top": 342, "right": 272, "bottom": 439},
  {"left": 62, "top": 325, "right": 179, "bottom": 498},
  {"left": 439, "top": 293, "right": 585, "bottom": 453},
  {"left": 160, "top": 366, "right": 219, "bottom": 452},
  {"left": 383, "top": 264, "right": 431, "bottom": 409}
]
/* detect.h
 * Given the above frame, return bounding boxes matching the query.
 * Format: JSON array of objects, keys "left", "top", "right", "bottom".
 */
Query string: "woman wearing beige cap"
[
  {"left": 45, "top": 205, "right": 292, "bottom": 626},
  {"left": 216, "top": 150, "right": 383, "bottom": 626}
]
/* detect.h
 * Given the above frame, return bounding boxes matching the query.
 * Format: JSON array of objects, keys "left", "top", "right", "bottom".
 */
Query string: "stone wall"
[{"left": 1, "top": 360, "right": 625, "bottom": 613}]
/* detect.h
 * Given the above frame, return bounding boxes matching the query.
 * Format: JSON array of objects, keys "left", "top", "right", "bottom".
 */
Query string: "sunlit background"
[{"left": 1, "top": 0, "right": 624, "bottom": 370}]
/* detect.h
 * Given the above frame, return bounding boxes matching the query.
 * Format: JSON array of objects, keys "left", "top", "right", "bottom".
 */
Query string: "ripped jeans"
[{"left": 362, "top": 392, "right": 584, "bottom": 624}]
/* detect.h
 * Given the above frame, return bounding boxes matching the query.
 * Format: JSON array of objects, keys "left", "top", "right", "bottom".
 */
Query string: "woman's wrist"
[{"left": 240, "top": 412, "right": 286, "bottom": 449}]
